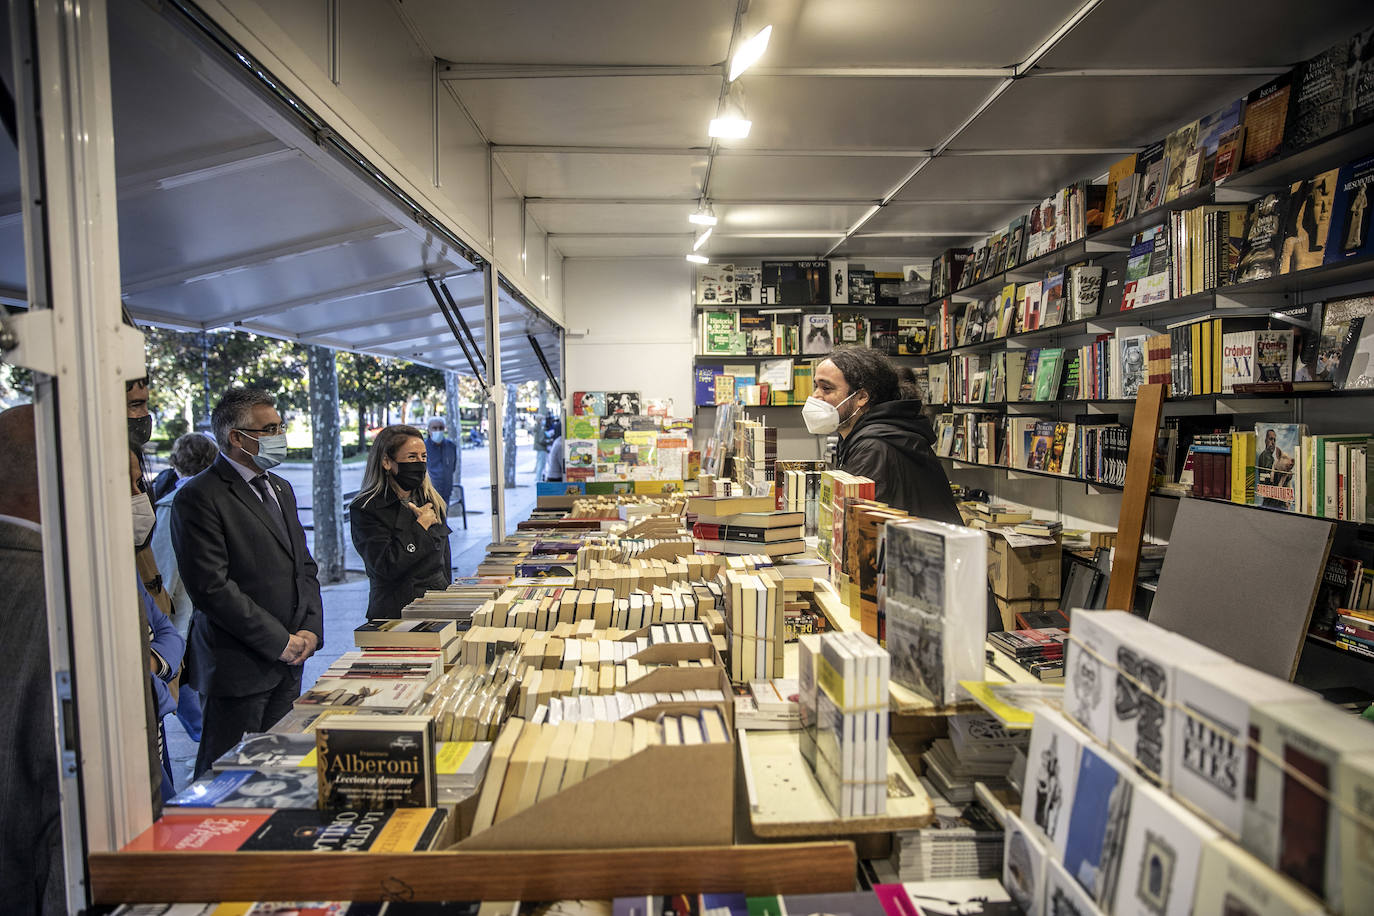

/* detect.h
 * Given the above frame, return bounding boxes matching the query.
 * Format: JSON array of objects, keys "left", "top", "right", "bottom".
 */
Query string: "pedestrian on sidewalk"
[{"left": 351, "top": 425, "right": 452, "bottom": 620}]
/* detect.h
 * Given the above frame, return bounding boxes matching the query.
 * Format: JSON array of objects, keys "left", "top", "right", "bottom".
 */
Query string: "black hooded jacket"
[{"left": 835, "top": 399, "right": 962, "bottom": 526}]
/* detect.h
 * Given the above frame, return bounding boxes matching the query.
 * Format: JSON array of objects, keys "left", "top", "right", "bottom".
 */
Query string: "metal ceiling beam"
[
  {"left": 285, "top": 295, "right": 485, "bottom": 337},
  {"left": 438, "top": 62, "right": 721, "bottom": 80},
  {"left": 440, "top": 62, "right": 1286, "bottom": 81},
  {"left": 823, "top": 0, "right": 1104, "bottom": 258},
  {"left": 493, "top": 143, "right": 1133, "bottom": 159},
  {"left": 525, "top": 196, "right": 1038, "bottom": 206},
  {"left": 120, "top": 222, "right": 405, "bottom": 294},
  {"left": 209, "top": 268, "right": 475, "bottom": 325}
]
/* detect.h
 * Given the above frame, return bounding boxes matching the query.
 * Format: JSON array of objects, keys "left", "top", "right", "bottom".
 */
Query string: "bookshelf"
[{"left": 912, "top": 116, "right": 1374, "bottom": 689}]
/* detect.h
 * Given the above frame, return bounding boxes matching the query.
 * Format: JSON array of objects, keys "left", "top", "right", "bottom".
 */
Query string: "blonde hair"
[{"left": 358, "top": 425, "right": 447, "bottom": 519}]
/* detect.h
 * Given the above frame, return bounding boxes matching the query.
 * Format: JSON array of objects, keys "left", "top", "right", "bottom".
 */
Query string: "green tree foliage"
[{"left": 143, "top": 327, "right": 310, "bottom": 427}]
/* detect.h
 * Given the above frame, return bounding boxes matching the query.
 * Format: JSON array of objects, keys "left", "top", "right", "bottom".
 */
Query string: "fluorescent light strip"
[
  {"left": 686, "top": 253, "right": 709, "bottom": 264},
  {"left": 692, "top": 227, "right": 713, "bottom": 250},
  {"left": 729, "top": 25, "right": 772, "bottom": 81}
]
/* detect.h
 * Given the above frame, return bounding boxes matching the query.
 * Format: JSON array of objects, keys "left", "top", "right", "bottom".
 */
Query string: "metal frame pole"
[
  {"left": 8, "top": 0, "right": 153, "bottom": 896},
  {"left": 483, "top": 264, "right": 506, "bottom": 540}
]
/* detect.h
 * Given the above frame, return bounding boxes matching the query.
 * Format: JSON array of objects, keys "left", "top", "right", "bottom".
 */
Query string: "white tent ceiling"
[
  {"left": 0, "top": 0, "right": 562, "bottom": 387},
  {"left": 404, "top": 0, "right": 1374, "bottom": 264}
]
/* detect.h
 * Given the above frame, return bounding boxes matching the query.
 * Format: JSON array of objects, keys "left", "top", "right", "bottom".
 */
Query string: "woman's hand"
[{"left": 410, "top": 501, "right": 440, "bottom": 530}]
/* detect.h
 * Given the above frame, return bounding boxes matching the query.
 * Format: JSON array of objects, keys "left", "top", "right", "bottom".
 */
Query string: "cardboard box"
[
  {"left": 454, "top": 737, "right": 733, "bottom": 850},
  {"left": 992, "top": 596, "right": 1055, "bottom": 632},
  {"left": 985, "top": 533, "right": 1061, "bottom": 600}
]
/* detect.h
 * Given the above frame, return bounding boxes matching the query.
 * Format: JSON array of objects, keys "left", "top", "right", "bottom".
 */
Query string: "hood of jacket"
[{"left": 838, "top": 399, "right": 938, "bottom": 460}]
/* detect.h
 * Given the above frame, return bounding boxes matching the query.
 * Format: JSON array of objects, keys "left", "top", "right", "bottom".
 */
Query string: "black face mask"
[
  {"left": 392, "top": 461, "right": 427, "bottom": 493},
  {"left": 128, "top": 415, "right": 153, "bottom": 450}
]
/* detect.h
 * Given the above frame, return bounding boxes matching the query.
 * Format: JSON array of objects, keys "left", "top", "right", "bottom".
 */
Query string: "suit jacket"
[
  {"left": 169, "top": 455, "right": 323, "bottom": 698},
  {"left": 349, "top": 487, "right": 451, "bottom": 620},
  {"left": 0, "top": 520, "right": 66, "bottom": 913}
]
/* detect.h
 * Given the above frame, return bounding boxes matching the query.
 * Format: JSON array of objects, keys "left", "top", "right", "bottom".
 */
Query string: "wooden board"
[
  {"left": 1146, "top": 497, "right": 1335, "bottom": 679},
  {"left": 741, "top": 732, "right": 933, "bottom": 838},
  {"left": 89, "top": 843, "right": 857, "bottom": 904},
  {"left": 1104, "top": 383, "right": 1165, "bottom": 612}
]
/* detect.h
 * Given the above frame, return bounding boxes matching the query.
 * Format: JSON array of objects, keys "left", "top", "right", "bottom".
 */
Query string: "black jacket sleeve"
[
  {"left": 842, "top": 438, "right": 963, "bottom": 526},
  {"left": 350, "top": 499, "right": 450, "bottom": 582},
  {"left": 169, "top": 480, "right": 292, "bottom": 663}
]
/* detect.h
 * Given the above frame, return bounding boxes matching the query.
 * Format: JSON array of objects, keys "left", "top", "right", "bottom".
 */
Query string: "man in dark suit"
[
  {"left": 0, "top": 405, "right": 66, "bottom": 914},
  {"left": 170, "top": 388, "right": 324, "bottom": 776}
]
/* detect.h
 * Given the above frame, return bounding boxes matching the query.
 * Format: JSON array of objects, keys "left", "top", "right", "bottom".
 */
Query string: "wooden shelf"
[
  {"left": 938, "top": 456, "right": 1374, "bottom": 530},
  {"left": 1304, "top": 632, "right": 1374, "bottom": 665},
  {"left": 741, "top": 732, "right": 933, "bottom": 839},
  {"left": 89, "top": 842, "right": 858, "bottom": 904}
]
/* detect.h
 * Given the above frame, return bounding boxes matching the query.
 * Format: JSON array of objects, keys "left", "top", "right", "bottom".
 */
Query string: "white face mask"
[
  {"left": 131, "top": 492, "right": 156, "bottom": 545},
  {"left": 802, "top": 391, "right": 856, "bottom": 435}
]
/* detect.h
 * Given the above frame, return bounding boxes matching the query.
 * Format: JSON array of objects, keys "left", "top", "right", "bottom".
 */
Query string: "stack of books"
[
  {"left": 890, "top": 798, "right": 1005, "bottom": 881},
  {"left": 719, "top": 566, "right": 785, "bottom": 681},
  {"left": 124, "top": 808, "right": 450, "bottom": 853},
  {"left": 879, "top": 519, "right": 988, "bottom": 706},
  {"left": 802, "top": 631, "right": 891, "bottom": 818},
  {"left": 734, "top": 677, "right": 800, "bottom": 730},
  {"left": 988, "top": 627, "right": 1067, "bottom": 681},
  {"left": 691, "top": 509, "right": 805, "bottom": 558},
  {"left": 470, "top": 710, "right": 731, "bottom": 836},
  {"left": 817, "top": 471, "right": 875, "bottom": 564},
  {"left": 401, "top": 576, "right": 508, "bottom": 623}
]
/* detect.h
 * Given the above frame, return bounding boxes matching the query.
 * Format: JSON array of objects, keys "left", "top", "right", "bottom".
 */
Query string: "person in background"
[
  {"left": 806, "top": 347, "right": 961, "bottom": 526},
  {"left": 0, "top": 405, "right": 67, "bottom": 914},
  {"left": 127, "top": 377, "right": 173, "bottom": 621},
  {"left": 544, "top": 423, "right": 565, "bottom": 483},
  {"left": 532, "top": 413, "right": 551, "bottom": 482},
  {"left": 170, "top": 388, "right": 323, "bottom": 776},
  {"left": 424, "top": 416, "right": 458, "bottom": 508},
  {"left": 150, "top": 432, "right": 218, "bottom": 741},
  {"left": 350, "top": 425, "right": 452, "bottom": 620}
]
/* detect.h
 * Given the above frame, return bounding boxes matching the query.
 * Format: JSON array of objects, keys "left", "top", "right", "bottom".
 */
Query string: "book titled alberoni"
[
  {"left": 123, "top": 807, "right": 447, "bottom": 852},
  {"left": 315, "top": 714, "right": 437, "bottom": 809}
]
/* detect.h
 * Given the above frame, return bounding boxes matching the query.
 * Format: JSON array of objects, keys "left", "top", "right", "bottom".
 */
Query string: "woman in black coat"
[{"left": 350, "top": 424, "right": 452, "bottom": 619}]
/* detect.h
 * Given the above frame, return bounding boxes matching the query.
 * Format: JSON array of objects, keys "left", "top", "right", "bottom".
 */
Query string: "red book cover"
[{"left": 124, "top": 813, "right": 271, "bottom": 851}]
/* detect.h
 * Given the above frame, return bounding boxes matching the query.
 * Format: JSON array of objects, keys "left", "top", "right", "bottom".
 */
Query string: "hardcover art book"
[
  {"left": 167, "top": 768, "right": 319, "bottom": 810},
  {"left": 1062, "top": 744, "right": 1133, "bottom": 906},
  {"left": 1241, "top": 71, "right": 1294, "bottom": 169},
  {"left": 1284, "top": 38, "right": 1350, "bottom": 153},
  {"left": 1324, "top": 153, "right": 1374, "bottom": 265},
  {"left": 1320, "top": 294, "right": 1374, "bottom": 389},
  {"left": 1021, "top": 708, "right": 1086, "bottom": 857},
  {"left": 695, "top": 263, "right": 736, "bottom": 305},
  {"left": 1003, "top": 814, "right": 1050, "bottom": 916},
  {"left": 1279, "top": 169, "right": 1338, "bottom": 274},
  {"left": 1253, "top": 422, "right": 1305, "bottom": 511},
  {"left": 1110, "top": 780, "right": 1218, "bottom": 916},
  {"left": 316, "top": 714, "right": 437, "bottom": 809},
  {"left": 573, "top": 391, "right": 607, "bottom": 417},
  {"left": 878, "top": 519, "right": 986, "bottom": 707},
  {"left": 802, "top": 314, "right": 834, "bottom": 356}
]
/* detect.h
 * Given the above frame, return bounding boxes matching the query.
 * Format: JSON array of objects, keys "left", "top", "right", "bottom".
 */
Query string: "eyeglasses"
[{"left": 236, "top": 425, "right": 286, "bottom": 436}]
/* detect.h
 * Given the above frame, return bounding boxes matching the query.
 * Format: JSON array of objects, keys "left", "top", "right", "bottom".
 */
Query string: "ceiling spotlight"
[
  {"left": 709, "top": 83, "right": 752, "bottom": 139},
  {"left": 689, "top": 204, "right": 718, "bottom": 226},
  {"left": 686, "top": 253, "right": 709, "bottom": 264},
  {"left": 692, "top": 227, "right": 713, "bottom": 251},
  {"left": 729, "top": 25, "right": 772, "bottom": 81}
]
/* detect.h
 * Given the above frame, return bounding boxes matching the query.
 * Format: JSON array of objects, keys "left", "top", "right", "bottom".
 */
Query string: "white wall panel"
[
  {"left": 525, "top": 209, "right": 548, "bottom": 298},
  {"left": 492, "top": 166, "right": 523, "bottom": 279},
  {"left": 438, "top": 91, "right": 492, "bottom": 245},
  {"left": 564, "top": 259, "right": 694, "bottom": 412},
  {"left": 257, "top": 0, "right": 329, "bottom": 75}
]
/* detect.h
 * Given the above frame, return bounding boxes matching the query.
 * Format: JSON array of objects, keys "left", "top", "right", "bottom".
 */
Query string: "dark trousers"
[{"left": 194, "top": 667, "right": 302, "bottom": 778}]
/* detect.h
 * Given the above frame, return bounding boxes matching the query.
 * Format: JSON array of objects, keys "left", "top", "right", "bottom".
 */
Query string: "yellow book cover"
[{"left": 1190, "top": 322, "right": 1203, "bottom": 396}]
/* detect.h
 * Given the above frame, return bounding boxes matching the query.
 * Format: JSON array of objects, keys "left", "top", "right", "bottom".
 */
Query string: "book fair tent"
[{"left": 2, "top": 0, "right": 1373, "bottom": 909}]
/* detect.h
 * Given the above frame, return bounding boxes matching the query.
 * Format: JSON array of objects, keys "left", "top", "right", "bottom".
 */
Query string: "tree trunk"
[
  {"left": 444, "top": 370, "right": 462, "bottom": 484},
  {"left": 307, "top": 345, "right": 346, "bottom": 584},
  {"left": 503, "top": 383, "right": 518, "bottom": 488},
  {"left": 356, "top": 401, "right": 367, "bottom": 451}
]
